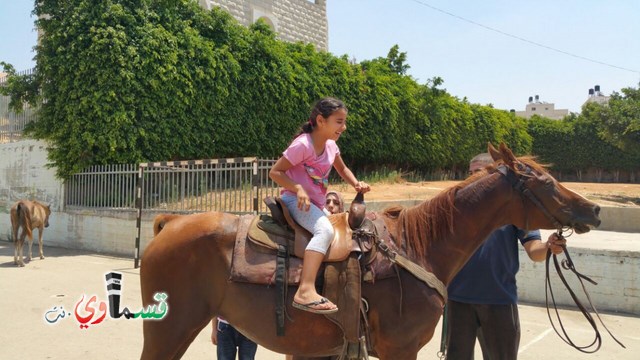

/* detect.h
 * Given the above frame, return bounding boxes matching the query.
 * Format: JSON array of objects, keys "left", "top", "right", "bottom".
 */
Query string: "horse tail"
[
  {"left": 17, "top": 202, "right": 34, "bottom": 240},
  {"left": 153, "top": 214, "right": 182, "bottom": 236}
]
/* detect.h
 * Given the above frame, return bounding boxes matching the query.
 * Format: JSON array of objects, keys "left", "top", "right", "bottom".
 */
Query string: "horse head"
[
  {"left": 488, "top": 143, "right": 600, "bottom": 233},
  {"left": 40, "top": 202, "right": 52, "bottom": 228}
]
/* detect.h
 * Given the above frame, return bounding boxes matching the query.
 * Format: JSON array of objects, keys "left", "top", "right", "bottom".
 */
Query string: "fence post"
[
  {"left": 252, "top": 159, "right": 259, "bottom": 214},
  {"left": 134, "top": 164, "right": 145, "bottom": 268}
]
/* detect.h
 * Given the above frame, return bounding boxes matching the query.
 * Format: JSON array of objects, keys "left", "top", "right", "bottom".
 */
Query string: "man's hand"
[{"left": 546, "top": 233, "right": 567, "bottom": 255}]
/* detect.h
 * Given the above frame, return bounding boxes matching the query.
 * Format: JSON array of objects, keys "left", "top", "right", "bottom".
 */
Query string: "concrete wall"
[
  {"left": 0, "top": 208, "right": 154, "bottom": 258},
  {"left": 518, "top": 247, "right": 639, "bottom": 315},
  {"left": 598, "top": 206, "right": 640, "bottom": 232},
  {"left": 0, "top": 139, "right": 63, "bottom": 213}
]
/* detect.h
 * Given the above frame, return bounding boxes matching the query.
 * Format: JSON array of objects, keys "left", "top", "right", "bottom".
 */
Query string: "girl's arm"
[
  {"left": 269, "top": 157, "right": 311, "bottom": 211},
  {"left": 333, "top": 154, "right": 370, "bottom": 193}
]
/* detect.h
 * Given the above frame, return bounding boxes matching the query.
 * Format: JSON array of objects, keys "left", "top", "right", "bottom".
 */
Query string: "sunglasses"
[{"left": 326, "top": 199, "right": 341, "bottom": 205}]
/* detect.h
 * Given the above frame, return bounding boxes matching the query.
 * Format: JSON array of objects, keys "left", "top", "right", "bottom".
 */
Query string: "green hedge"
[{"left": 2, "top": 0, "right": 636, "bottom": 180}]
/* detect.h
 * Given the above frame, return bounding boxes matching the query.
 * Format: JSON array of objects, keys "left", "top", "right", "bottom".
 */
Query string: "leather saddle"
[
  {"left": 235, "top": 193, "right": 379, "bottom": 355},
  {"left": 249, "top": 193, "right": 368, "bottom": 262}
]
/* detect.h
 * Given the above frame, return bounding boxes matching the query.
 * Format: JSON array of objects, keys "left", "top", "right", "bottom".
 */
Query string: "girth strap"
[{"left": 275, "top": 244, "right": 289, "bottom": 336}]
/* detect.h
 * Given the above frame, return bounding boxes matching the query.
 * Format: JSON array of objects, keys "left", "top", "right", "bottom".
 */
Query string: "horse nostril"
[{"left": 594, "top": 205, "right": 601, "bottom": 216}]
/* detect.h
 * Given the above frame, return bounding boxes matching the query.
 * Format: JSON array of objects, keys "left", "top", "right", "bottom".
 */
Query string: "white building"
[
  {"left": 583, "top": 85, "right": 610, "bottom": 107},
  {"left": 199, "top": 0, "right": 328, "bottom": 51},
  {"left": 514, "top": 95, "right": 569, "bottom": 120}
]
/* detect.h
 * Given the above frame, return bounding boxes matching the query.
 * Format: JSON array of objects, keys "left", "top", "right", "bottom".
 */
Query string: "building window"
[
  {"left": 532, "top": 107, "right": 536, "bottom": 111},
  {"left": 256, "top": 16, "right": 276, "bottom": 31}
]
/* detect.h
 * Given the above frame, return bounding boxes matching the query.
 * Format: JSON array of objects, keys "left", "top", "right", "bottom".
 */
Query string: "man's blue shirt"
[{"left": 448, "top": 225, "right": 541, "bottom": 305}]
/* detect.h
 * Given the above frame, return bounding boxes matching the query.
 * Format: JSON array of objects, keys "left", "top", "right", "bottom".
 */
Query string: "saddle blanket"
[{"left": 229, "top": 215, "right": 304, "bottom": 285}]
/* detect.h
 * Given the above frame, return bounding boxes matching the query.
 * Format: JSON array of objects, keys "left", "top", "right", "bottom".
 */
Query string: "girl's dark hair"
[{"left": 298, "top": 97, "right": 347, "bottom": 135}]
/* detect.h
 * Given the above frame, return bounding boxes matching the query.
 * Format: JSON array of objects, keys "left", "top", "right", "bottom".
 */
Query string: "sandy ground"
[
  {"left": 1, "top": 180, "right": 638, "bottom": 359},
  {"left": 1, "top": 244, "right": 638, "bottom": 360},
  {"left": 332, "top": 181, "right": 640, "bottom": 208}
]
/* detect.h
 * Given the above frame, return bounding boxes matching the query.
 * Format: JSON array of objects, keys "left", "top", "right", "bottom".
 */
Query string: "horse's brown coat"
[
  {"left": 10, "top": 200, "right": 51, "bottom": 267},
  {"left": 139, "top": 144, "right": 601, "bottom": 360}
]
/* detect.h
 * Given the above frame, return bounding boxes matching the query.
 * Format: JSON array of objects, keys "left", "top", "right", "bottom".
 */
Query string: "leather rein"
[{"left": 499, "top": 164, "right": 625, "bottom": 353}]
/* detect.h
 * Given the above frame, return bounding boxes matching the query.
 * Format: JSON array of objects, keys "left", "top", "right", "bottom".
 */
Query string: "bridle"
[
  {"left": 497, "top": 163, "right": 564, "bottom": 231},
  {"left": 498, "top": 163, "right": 625, "bottom": 353}
]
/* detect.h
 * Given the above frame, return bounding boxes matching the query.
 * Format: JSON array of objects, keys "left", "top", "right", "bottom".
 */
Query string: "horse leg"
[
  {"left": 11, "top": 209, "right": 18, "bottom": 265},
  {"left": 26, "top": 232, "right": 34, "bottom": 262},
  {"left": 141, "top": 292, "right": 214, "bottom": 359},
  {"left": 140, "top": 243, "right": 225, "bottom": 359},
  {"left": 38, "top": 227, "right": 45, "bottom": 259},
  {"left": 140, "top": 274, "right": 217, "bottom": 360},
  {"left": 140, "top": 212, "right": 243, "bottom": 359},
  {"left": 16, "top": 231, "right": 26, "bottom": 267},
  {"left": 13, "top": 229, "right": 19, "bottom": 265}
]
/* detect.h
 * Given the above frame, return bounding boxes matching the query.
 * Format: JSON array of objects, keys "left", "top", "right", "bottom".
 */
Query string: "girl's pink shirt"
[{"left": 281, "top": 133, "right": 340, "bottom": 209}]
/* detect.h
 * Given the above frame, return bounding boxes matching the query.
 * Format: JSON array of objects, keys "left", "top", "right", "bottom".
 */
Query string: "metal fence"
[
  {"left": 64, "top": 157, "right": 279, "bottom": 214},
  {"left": 0, "top": 68, "right": 38, "bottom": 143},
  {"left": 65, "top": 164, "right": 139, "bottom": 209}
]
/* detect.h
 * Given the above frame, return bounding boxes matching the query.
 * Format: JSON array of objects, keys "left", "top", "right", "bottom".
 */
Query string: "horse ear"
[
  {"left": 487, "top": 142, "right": 501, "bottom": 162},
  {"left": 499, "top": 143, "right": 517, "bottom": 168}
]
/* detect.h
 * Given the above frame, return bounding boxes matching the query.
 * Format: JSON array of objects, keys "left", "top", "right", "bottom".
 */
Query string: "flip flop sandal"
[{"left": 292, "top": 297, "right": 338, "bottom": 314}]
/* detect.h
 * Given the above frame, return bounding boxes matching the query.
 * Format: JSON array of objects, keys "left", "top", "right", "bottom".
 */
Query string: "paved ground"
[{"left": 1, "top": 235, "right": 638, "bottom": 360}]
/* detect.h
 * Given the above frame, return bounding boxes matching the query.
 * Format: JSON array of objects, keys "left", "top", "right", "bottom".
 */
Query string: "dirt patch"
[{"left": 332, "top": 181, "right": 640, "bottom": 208}]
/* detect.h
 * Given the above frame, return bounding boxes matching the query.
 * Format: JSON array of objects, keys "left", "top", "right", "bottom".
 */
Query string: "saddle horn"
[{"left": 348, "top": 192, "right": 366, "bottom": 230}]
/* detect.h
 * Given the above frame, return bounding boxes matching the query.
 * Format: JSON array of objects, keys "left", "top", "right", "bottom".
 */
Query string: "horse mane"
[{"left": 385, "top": 155, "right": 548, "bottom": 258}]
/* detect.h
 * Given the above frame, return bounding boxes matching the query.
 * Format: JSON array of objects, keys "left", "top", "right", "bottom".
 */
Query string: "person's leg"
[
  {"left": 216, "top": 322, "right": 238, "bottom": 360},
  {"left": 446, "top": 300, "right": 481, "bottom": 360},
  {"left": 476, "top": 303, "right": 520, "bottom": 360},
  {"left": 235, "top": 328, "right": 258, "bottom": 360},
  {"left": 281, "top": 195, "right": 336, "bottom": 312}
]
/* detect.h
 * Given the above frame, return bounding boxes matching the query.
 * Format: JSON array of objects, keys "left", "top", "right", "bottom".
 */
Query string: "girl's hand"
[
  {"left": 355, "top": 181, "right": 370, "bottom": 194},
  {"left": 296, "top": 187, "right": 311, "bottom": 211}
]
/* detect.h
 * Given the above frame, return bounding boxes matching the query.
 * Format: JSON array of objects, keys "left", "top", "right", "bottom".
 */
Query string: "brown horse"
[
  {"left": 10, "top": 200, "right": 52, "bottom": 267},
  {"left": 139, "top": 143, "right": 601, "bottom": 360}
]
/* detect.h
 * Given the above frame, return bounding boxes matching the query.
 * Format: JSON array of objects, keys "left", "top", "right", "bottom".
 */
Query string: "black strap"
[
  {"left": 275, "top": 244, "right": 288, "bottom": 336},
  {"left": 545, "top": 241, "right": 625, "bottom": 353},
  {"left": 438, "top": 304, "right": 448, "bottom": 359}
]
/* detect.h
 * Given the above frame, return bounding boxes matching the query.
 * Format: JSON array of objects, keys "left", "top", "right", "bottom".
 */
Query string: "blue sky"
[
  {"left": 327, "top": 0, "right": 640, "bottom": 113},
  {"left": 2, "top": 0, "right": 639, "bottom": 113}
]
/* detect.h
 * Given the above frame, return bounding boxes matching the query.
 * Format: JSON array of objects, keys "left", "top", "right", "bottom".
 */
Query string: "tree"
[
  {"left": 2, "top": 1, "right": 534, "bottom": 179},
  {"left": 583, "top": 84, "right": 640, "bottom": 157},
  {"left": 386, "top": 44, "right": 410, "bottom": 75}
]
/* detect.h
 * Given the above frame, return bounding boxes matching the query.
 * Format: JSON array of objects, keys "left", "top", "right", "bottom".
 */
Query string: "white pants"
[{"left": 280, "top": 194, "right": 334, "bottom": 254}]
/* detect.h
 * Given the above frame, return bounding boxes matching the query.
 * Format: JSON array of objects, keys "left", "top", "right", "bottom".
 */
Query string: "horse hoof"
[
  {"left": 40, "top": 256, "right": 45, "bottom": 259},
  {"left": 18, "top": 263, "right": 25, "bottom": 267}
]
